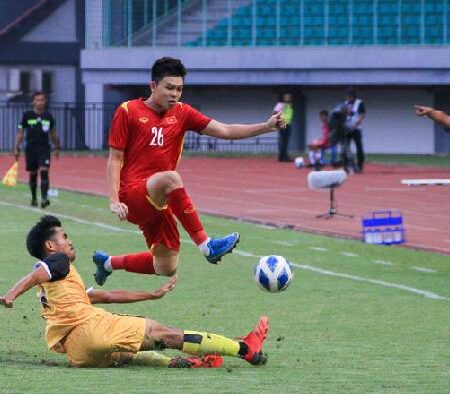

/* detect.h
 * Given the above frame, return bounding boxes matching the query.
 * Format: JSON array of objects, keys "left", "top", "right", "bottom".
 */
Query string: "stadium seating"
[{"left": 186, "top": 0, "right": 450, "bottom": 47}]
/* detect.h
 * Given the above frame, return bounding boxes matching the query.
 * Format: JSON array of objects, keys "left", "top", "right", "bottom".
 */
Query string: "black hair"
[
  {"left": 319, "top": 110, "right": 329, "bottom": 117},
  {"left": 32, "top": 91, "right": 46, "bottom": 100},
  {"left": 345, "top": 86, "right": 356, "bottom": 98},
  {"left": 151, "top": 57, "right": 186, "bottom": 83},
  {"left": 26, "top": 215, "right": 61, "bottom": 260}
]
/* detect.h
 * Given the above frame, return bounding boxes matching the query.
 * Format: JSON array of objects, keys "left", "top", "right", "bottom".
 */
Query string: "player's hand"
[
  {"left": 152, "top": 275, "right": 177, "bottom": 299},
  {"left": 110, "top": 201, "right": 129, "bottom": 221},
  {"left": 415, "top": 105, "right": 434, "bottom": 117},
  {"left": 267, "top": 111, "right": 287, "bottom": 131},
  {"left": 13, "top": 148, "right": 20, "bottom": 161},
  {"left": 0, "top": 295, "right": 14, "bottom": 308}
]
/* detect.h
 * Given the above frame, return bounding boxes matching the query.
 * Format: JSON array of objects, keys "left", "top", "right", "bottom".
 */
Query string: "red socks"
[
  {"left": 111, "top": 252, "right": 155, "bottom": 274},
  {"left": 166, "top": 187, "right": 208, "bottom": 245}
]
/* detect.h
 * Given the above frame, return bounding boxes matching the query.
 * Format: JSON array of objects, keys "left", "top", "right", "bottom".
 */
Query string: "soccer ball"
[
  {"left": 253, "top": 255, "right": 293, "bottom": 293},
  {"left": 294, "top": 156, "right": 304, "bottom": 169}
]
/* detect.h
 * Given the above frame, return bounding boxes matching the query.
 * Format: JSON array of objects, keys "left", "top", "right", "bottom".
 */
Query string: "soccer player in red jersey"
[{"left": 93, "top": 57, "right": 285, "bottom": 285}]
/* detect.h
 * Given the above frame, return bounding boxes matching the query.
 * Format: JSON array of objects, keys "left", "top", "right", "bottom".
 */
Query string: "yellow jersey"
[{"left": 35, "top": 253, "right": 102, "bottom": 353}]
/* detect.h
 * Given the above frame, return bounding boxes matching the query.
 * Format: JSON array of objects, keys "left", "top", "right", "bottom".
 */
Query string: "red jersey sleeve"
[
  {"left": 109, "top": 103, "right": 130, "bottom": 151},
  {"left": 182, "top": 104, "right": 212, "bottom": 134}
]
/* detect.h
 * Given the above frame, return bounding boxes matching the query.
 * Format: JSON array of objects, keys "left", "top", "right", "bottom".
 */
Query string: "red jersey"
[{"left": 109, "top": 99, "right": 211, "bottom": 189}]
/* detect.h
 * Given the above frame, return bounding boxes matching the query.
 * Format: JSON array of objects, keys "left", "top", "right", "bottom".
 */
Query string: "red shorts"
[
  {"left": 119, "top": 179, "right": 180, "bottom": 251},
  {"left": 308, "top": 138, "right": 329, "bottom": 150}
]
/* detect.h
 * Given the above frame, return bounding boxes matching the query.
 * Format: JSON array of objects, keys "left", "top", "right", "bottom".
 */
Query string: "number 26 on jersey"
[{"left": 150, "top": 127, "right": 164, "bottom": 146}]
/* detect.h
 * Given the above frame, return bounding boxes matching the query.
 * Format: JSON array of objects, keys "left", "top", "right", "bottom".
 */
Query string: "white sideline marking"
[
  {"left": 340, "top": 252, "right": 358, "bottom": 257},
  {"left": 373, "top": 260, "right": 395, "bottom": 266},
  {"left": 255, "top": 224, "right": 276, "bottom": 230},
  {"left": 1, "top": 200, "right": 447, "bottom": 301},
  {"left": 412, "top": 266, "right": 436, "bottom": 274},
  {"left": 401, "top": 178, "right": 450, "bottom": 186},
  {"left": 0, "top": 201, "right": 140, "bottom": 234},
  {"left": 234, "top": 250, "right": 260, "bottom": 258},
  {"left": 274, "top": 240, "right": 295, "bottom": 247},
  {"left": 291, "top": 263, "right": 448, "bottom": 301},
  {"left": 308, "top": 246, "right": 329, "bottom": 252}
]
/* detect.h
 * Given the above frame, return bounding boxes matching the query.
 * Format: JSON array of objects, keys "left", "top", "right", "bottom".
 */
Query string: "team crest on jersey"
[
  {"left": 139, "top": 117, "right": 149, "bottom": 124},
  {"left": 165, "top": 116, "right": 178, "bottom": 125}
]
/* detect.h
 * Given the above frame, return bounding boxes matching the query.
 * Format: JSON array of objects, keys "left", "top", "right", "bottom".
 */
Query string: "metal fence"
[
  {"left": 0, "top": 102, "right": 278, "bottom": 153},
  {"left": 0, "top": 103, "right": 116, "bottom": 151},
  {"left": 102, "top": 0, "right": 450, "bottom": 47}
]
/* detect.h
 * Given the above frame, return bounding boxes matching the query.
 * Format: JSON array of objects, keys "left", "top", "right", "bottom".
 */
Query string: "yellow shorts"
[{"left": 63, "top": 310, "right": 147, "bottom": 367}]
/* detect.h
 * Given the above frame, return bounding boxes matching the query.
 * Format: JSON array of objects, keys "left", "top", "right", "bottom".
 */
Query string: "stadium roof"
[{"left": 0, "top": 0, "right": 63, "bottom": 41}]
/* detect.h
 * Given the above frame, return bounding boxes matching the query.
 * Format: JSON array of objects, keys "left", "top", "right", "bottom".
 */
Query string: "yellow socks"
[
  {"left": 132, "top": 351, "right": 172, "bottom": 367},
  {"left": 182, "top": 331, "right": 240, "bottom": 357}
]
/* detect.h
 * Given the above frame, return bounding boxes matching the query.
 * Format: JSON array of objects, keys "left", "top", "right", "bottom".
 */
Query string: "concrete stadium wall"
[
  {"left": 305, "top": 88, "right": 434, "bottom": 154},
  {"left": 94, "top": 84, "right": 436, "bottom": 154},
  {"left": 0, "top": 66, "right": 77, "bottom": 102}
]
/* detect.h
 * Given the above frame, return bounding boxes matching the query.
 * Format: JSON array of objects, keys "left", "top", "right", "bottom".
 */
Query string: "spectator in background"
[
  {"left": 308, "top": 110, "right": 330, "bottom": 170},
  {"left": 13, "top": 91, "right": 60, "bottom": 208},
  {"left": 274, "top": 93, "right": 294, "bottom": 162},
  {"left": 344, "top": 87, "right": 366, "bottom": 173}
]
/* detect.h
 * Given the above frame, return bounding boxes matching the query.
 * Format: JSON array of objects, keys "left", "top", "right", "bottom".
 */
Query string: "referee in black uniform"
[{"left": 13, "top": 91, "right": 60, "bottom": 208}]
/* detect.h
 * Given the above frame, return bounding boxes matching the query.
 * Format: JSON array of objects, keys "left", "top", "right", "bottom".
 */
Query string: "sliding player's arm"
[
  {"left": 107, "top": 147, "right": 128, "bottom": 221},
  {"left": 415, "top": 105, "right": 450, "bottom": 129},
  {"left": 0, "top": 266, "right": 50, "bottom": 308},
  {"left": 201, "top": 112, "right": 286, "bottom": 140},
  {"left": 88, "top": 276, "right": 176, "bottom": 304}
]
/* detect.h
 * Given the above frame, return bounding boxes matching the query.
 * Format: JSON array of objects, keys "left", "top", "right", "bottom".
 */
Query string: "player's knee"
[
  {"left": 162, "top": 171, "right": 183, "bottom": 192},
  {"left": 160, "top": 330, "right": 183, "bottom": 349},
  {"left": 154, "top": 264, "right": 177, "bottom": 277}
]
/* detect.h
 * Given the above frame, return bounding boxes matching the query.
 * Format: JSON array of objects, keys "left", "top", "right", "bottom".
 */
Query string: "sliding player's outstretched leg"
[
  {"left": 110, "top": 351, "right": 223, "bottom": 369},
  {"left": 141, "top": 316, "right": 269, "bottom": 366}
]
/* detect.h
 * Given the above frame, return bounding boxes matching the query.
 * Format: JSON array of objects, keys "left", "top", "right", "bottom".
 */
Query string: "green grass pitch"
[{"left": 0, "top": 184, "right": 449, "bottom": 393}]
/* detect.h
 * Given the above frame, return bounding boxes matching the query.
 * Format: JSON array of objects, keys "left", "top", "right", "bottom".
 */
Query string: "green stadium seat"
[
  {"left": 233, "top": 16, "right": 252, "bottom": 27},
  {"left": 378, "top": 1, "right": 398, "bottom": 14},
  {"left": 279, "top": 38, "right": 299, "bottom": 46},
  {"left": 235, "top": 6, "right": 251, "bottom": 17},
  {"left": 286, "top": 15, "right": 300, "bottom": 25},
  {"left": 182, "top": 0, "right": 449, "bottom": 48}
]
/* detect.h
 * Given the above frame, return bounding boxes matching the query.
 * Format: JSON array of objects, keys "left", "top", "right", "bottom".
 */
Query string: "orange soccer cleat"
[
  {"left": 240, "top": 316, "right": 269, "bottom": 365},
  {"left": 168, "top": 354, "right": 224, "bottom": 369}
]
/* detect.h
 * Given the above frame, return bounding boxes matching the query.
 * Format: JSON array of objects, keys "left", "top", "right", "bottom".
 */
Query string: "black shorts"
[{"left": 25, "top": 145, "right": 51, "bottom": 172}]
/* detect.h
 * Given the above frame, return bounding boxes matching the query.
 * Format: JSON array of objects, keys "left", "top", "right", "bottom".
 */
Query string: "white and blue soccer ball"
[
  {"left": 253, "top": 255, "right": 293, "bottom": 293},
  {"left": 294, "top": 156, "right": 305, "bottom": 169}
]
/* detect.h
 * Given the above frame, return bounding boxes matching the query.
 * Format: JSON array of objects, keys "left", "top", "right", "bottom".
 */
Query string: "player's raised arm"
[
  {"left": 415, "top": 105, "right": 450, "bottom": 129},
  {"left": 107, "top": 147, "right": 128, "bottom": 221},
  {"left": 88, "top": 275, "right": 177, "bottom": 304},
  {"left": 201, "top": 111, "right": 286, "bottom": 140},
  {"left": 0, "top": 265, "right": 51, "bottom": 308}
]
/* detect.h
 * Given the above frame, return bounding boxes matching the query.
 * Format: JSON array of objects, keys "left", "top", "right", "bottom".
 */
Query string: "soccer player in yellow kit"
[{"left": 0, "top": 215, "right": 269, "bottom": 368}]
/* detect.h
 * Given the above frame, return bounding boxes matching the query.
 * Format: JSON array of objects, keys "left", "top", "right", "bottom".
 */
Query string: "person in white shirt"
[{"left": 344, "top": 87, "right": 366, "bottom": 173}]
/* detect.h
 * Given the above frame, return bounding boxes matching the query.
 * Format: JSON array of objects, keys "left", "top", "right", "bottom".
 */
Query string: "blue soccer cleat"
[
  {"left": 205, "top": 232, "right": 240, "bottom": 264},
  {"left": 92, "top": 250, "right": 112, "bottom": 286}
]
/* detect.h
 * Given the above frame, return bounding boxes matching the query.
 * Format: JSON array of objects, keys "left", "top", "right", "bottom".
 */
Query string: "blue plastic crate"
[{"left": 361, "top": 210, "right": 406, "bottom": 245}]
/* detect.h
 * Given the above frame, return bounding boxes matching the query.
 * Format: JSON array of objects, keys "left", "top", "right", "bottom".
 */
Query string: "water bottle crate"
[{"left": 361, "top": 210, "right": 406, "bottom": 245}]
